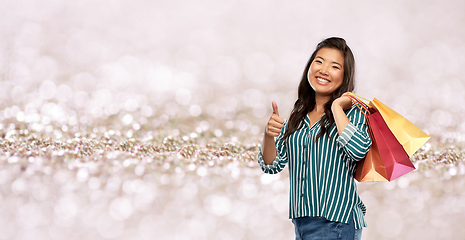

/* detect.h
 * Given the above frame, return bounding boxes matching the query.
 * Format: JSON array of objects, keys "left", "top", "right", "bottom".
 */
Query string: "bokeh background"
[{"left": 1, "top": 0, "right": 465, "bottom": 239}]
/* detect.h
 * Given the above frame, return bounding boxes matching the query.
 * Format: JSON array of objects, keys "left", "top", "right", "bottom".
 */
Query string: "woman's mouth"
[{"left": 316, "top": 77, "right": 330, "bottom": 84}]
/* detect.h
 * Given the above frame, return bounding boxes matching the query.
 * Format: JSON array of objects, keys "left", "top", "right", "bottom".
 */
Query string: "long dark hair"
[{"left": 281, "top": 37, "right": 356, "bottom": 142}]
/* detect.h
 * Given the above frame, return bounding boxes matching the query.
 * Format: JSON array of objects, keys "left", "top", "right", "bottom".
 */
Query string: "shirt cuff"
[
  {"left": 257, "top": 148, "right": 280, "bottom": 172},
  {"left": 337, "top": 123, "right": 357, "bottom": 147}
]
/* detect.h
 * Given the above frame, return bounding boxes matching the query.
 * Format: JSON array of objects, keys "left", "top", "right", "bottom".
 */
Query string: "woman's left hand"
[
  {"left": 332, "top": 92, "right": 353, "bottom": 112},
  {"left": 332, "top": 92, "right": 353, "bottom": 135}
]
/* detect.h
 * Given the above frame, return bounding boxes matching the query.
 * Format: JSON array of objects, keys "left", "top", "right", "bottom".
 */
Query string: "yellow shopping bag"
[{"left": 369, "top": 99, "right": 431, "bottom": 157}]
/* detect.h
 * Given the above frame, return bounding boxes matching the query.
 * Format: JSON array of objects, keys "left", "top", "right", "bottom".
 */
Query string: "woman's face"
[{"left": 307, "top": 47, "right": 345, "bottom": 97}]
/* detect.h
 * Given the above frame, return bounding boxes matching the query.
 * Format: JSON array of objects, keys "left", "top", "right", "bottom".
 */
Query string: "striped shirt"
[{"left": 258, "top": 104, "right": 371, "bottom": 229}]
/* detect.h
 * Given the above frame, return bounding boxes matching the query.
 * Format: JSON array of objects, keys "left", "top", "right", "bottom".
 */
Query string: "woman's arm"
[
  {"left": 332, "top": 94, "right": 372, "bottom": 162},
  {"left": 261, "top": 101, "right": 284, "bottom": 165},
  {"left": 331, "top": 94, "right": 353, "bottom": 135}
]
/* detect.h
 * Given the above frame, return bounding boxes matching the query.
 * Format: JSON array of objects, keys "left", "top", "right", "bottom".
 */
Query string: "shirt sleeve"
[
  {"left": 336, "top": 105, "right": 372, "bottom": 162},
  {"left": 257, "top": 121, "right": 289, "bottom": 174}
]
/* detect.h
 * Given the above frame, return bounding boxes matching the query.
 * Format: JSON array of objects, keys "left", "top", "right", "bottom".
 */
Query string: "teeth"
[{"left": 316, "top": 77, "right": 329, "bottom": 83}]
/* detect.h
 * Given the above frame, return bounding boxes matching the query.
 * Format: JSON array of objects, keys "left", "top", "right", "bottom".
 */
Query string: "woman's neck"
[{"left": 313, "top": 95, "right": 331, "bottom": 113}]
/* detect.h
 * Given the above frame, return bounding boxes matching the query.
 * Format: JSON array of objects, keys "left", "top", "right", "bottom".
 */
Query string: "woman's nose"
[{"left": 320, "top": 65, "right": 329, "bottom": 75}]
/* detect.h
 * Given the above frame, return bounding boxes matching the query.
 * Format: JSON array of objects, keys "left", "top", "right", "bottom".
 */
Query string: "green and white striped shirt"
[{"left": 258, "top": 104, "right": 371, "bottom": 229}]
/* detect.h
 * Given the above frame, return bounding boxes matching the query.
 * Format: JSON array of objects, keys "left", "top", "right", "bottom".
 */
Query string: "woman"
[{"left": 258, "top": 37, "right": 371, "bottom": 240}]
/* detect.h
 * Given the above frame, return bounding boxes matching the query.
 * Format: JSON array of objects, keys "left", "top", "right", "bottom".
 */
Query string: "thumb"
[{"left": 272, "top": 101, "right": 279, "bottom": 116}]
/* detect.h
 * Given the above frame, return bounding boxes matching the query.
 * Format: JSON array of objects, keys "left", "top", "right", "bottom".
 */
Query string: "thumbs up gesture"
[{"left": 266, "top": 101, "right": 284, "bottom": 137}]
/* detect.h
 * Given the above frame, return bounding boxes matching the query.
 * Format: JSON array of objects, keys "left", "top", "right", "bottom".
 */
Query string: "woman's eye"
[
  {"left": 315, "top": 60, "right": 322, "bottom": 64},
  {"left": 332, "top": 66, "right": 340, "bottom": 69}
]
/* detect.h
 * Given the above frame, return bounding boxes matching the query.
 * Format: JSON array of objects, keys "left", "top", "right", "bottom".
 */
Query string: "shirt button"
[{"left": 301, "top": 193, "right": 304, "bottom": 197}]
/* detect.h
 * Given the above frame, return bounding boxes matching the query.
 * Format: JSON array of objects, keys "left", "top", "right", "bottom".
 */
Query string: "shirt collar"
[{"left": 304, "top": 113, "right": 325, "bottom": 130}]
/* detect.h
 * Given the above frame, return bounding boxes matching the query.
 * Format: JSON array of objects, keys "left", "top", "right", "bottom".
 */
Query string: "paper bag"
[
  {"left": 367, "top": 110, "right": 415, "bottom": 181},
  {"left": 370, "top": 98, "right": 431, "bottom": 157}
]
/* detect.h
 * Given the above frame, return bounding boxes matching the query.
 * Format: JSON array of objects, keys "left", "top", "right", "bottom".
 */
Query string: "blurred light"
[
  {"left": 141, "top": 106, "right": 153, "bottom": 117},
  {"left": 243, "top": 52, "right": 275, "bottom": 83},
  {"left": 147, "top": 66, "right": 173, "bottom": 92},
  {"left": 97, "top": 213, "right": 124, "bottom": 239},
  {"left": 11, "top": 86, "right": 26, "bottom": 103},
  {"left": 109, "top": 197, "right": 133, "bottom": 221},
  {"left": 88, "top": 177, "right": 101, "bottom": 190},
  {"left": 189, "top": 105, "right": 202, "bottom": 117},
  {"left": 121, "top": 114, "right": 134, "bottom": 126},
  {"left": 206, "top": 104, "right": 218, "bottom": 116},
  {"left": 214, "top": 129, "right": 223, "bottom": 137},
  {"left": 125, "top": 98, "right": 139, "bottom": 112},
  {"left": 76, "top": 168, "right": 89, "bottom": 182},
  {"left": 376, "top": 210, "right": 403, "bottom": 238},
  {"left": 165, "top": 102, "right": 179, "bottom": 116},
  {"left": 260, "top": 173, "right": 280, "bottom": 185},
  {"left": 176, "top": 88, "right": 192, "bottom": 105},
  {"left": 11, "top": 178, "right": 28, "bottom": 195},
  {"left": 39, "top": 80, "right": 57, "bottom": 100},
  {"left": 204, "top": 194, "right": 231, "bottom": 216},
  {"left": 253, "top": 103, "right": 267, "bottom": 118},
  {"left": 432, "top": 110, "right": 454, "bottom": 127},
  {"left": 208, "top": 56, "right": 240, "bottom": 86},
  {"left": 0, "top": 0, "right": 464, "bottom": 239}
]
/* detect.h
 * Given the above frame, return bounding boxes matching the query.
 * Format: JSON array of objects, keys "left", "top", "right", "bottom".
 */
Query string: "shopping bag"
[
  {"left": 347, "top": 94, "right": 415, "bottom": 182},
  {"left": 354, "top": 131, "right": 388, "bottom": 182},
  {"left": 348, "top": 95, "right": 388, "bottom": 182},
  {"left": 367, "top": 110, "right": 415, "bottom": 181},
  {"left": 369, "top": 99, "right": 431, "bottom": 157}
]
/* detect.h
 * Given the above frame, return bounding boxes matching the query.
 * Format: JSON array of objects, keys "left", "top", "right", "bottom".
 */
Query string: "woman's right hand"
[{"left": 266, "top": 101, "right": 284, "bottom": 137}]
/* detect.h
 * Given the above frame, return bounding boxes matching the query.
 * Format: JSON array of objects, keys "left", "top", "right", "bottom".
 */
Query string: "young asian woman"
[{"left": 258, "top": 37, "right": 371, "bottom": 240}]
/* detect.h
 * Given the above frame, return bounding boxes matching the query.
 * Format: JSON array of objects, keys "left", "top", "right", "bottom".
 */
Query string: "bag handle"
[
  {"left": 346, "top": 93, "right": 370, "bottom": 104},
  {"left": 345, "top": 93, "right": 371, "bottom": 117},
  {"left": 345, "top": 94, "right": 376, "bottom": 150}
]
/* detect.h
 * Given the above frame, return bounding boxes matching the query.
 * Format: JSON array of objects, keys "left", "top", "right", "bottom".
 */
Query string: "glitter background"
[{"left": 1, "top": 0, "right": 465, "bottom": 239}]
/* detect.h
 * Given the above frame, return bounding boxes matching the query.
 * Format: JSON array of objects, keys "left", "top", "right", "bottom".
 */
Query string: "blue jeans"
[{"left": 292, "top": 214, "right": 362, "bottom": 240}]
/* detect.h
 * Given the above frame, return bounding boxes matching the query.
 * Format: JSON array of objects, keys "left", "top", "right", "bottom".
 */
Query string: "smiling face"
[{"left": 307, "top": 47, "right": 345, "bottom": 98}]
